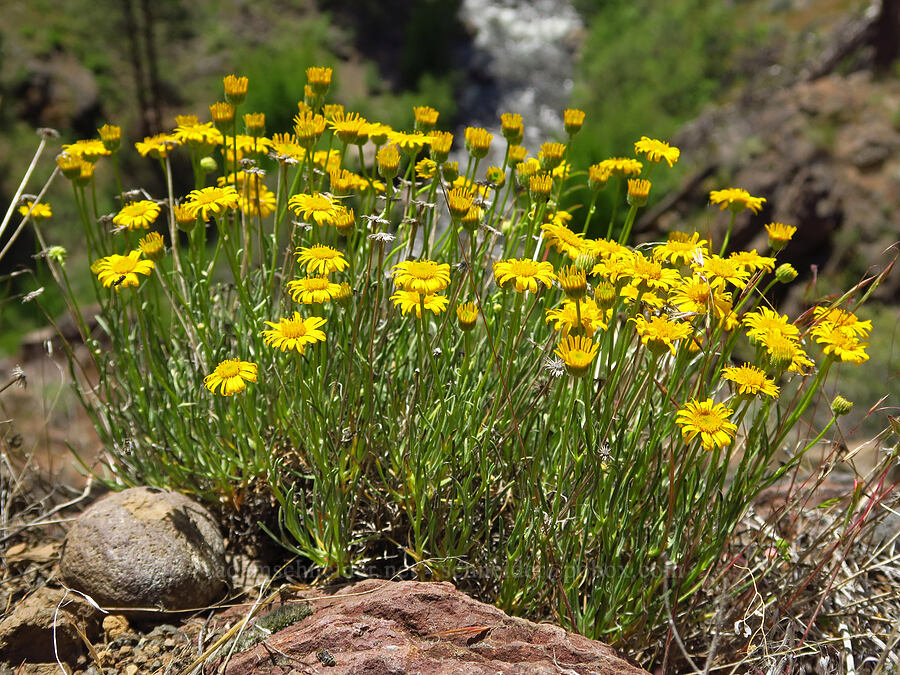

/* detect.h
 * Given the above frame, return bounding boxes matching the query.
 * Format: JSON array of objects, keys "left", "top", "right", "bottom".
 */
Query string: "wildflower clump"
[{"left": 25, "top": 65, "right": 889, "bottom": 656}]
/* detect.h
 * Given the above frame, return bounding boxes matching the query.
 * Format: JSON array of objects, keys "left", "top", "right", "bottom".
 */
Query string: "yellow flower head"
[
  {"left": 289, "top": 192, "right": 339, "bottom": 226},
  {"left": 761, "top": 333, "right": 814, "bottom": 374},
  {"left": 238, "top": 183, "right": 276, "bottom": 218},
  {"left": 465, "top": 127, "right": 493, "bottom": 159},
  {"left": 558, "top": 264, "right": 587, "bottom": 300},
  {"left": 539, "top": 142, "right": 566, "bottom": 171},
  {"left": 173, "top": 115, "right": 223, "bottom": 146},
  {"left": 485, "top": 165, "right": 506, "bottom": 188},
  {"left": 709, "top": 188, "right": 766, "bottom": 214},
  {"left": 388, "top": 130, "right": 432, "bottom": 155},
  {"left": 508, "top": 144, "right": 528, "bottom": 163},
  {"left": 598, "top": 157, "right": 643, "bottom": 178},
  {"left": 456, "top": 302, "right": 479, "bottom": 331},
  {"left": 329, "top": 111, "right": 369, "bottom": 145},
  {"left": 243, "top": 112, "right": 266, "bottom": 136},
  {"left": 693, "top": 254, "right": 751, "bottom": 289},
  {"left": 588, "top": 163, "right": 611, "bottom": 191},
  {"left": 306, "top": 66, "right": 333, "bottom": 95},
  {"left": 261, "top": 312, "right": 327, "bottom": 354},
  {"left": 546, "top": 297, "right": 609, "bottom": 338},
  {"left": 415, "top": 158, "right": 437, "bottom": 180},
  {"left": 332, "top": 206, "right": 356, "bottom": 236},
  {"left": 98, "top": 124, "right": 122, "bottom": 152},
  {"left": 204, "top": 358, "right": 257, "bottom": 396},
  {"left": 377, "top": 144, "right": 401, "bottom": 179},
  {"left": 722, "top": 364, "right": 779, "bottom": 398},
  {"left": 295, "top": 244, "right": 349, "bottom": 276},
  {"left": 633, "top": 136, "right": 680, "bottom": 167},
  {"left": 676, "top": 398, "right": 737, "bottom": 451},
  {"left": 390, "top": 290, "right": 448, "bottom": 317},
  {"left": 529, "top": 172, "right": 553, "bottom": 201},
  {"left": 493, "top": 258, "right": 556, "bottom": 293},
  {"left": 269, "top": 133, "right": 305, "bottom": 163},
  {"left": 413, "top": 105, "right": 439, "bottom": 132},
  {"left": 62, "top": 138, "right": 111, "bottom": 162},
  {"left": 287, "top": 276, "right": 342, "bottom": 304},
  {"left": 743, "top": 307, "right": 800, "bottom": 344},
  {"left": 184, "top": 186, "right": 240, "bottom": 221},
  {"left": 563, "top": 108, "right": 585, "bottom": 136},
  {"left": 812, "top": 325, "right": 869, "bottom": 364},
  {"left": 135, "top": 133, "right": 179, "bottom": 158},
  {"left": 366, "top": 122, "right": 393, "bottom": 146},
  {"left": 501, "top": 113, "right": 524, "bottom": 144},
  {"left": 94, "top": 250, "right": 155, "bottom": 290},
  {"left": 729, "top": 249, "right": 776, "bottom": 274},
  {"left": 447, "top": 187, "right": 475, "bottom": 220},
  {"left": 293, "top": 112, "right": 327, "bottom": 148},
  {"left": 113, "top": 200, "right": 161, "bottom": 231},
  {"left": 392, "top": 259, "right": 451, "bottom": 294},
  {"left": 138, "top": 232, "right": 165, "bottom": 260},
  {"left": 428, "top": 130, "right": 453, "bottom": 163},
  {"left": 17, "top": 201, "right": 52, "bottom": 221},
  {"left": 56, "top": 152, "right": 84, "bottom": 179},
  {"left": 541, "top": 222, "right": 586, "bottom": 260},
  {"left": 209, "top": 102, "right": 236, "bottom": 127},
  {"left": 621, "top": 251, "right": 682, "bottom": 293},
  {"left": 223, "top": 74, "right": 249, "bottom": 105},
  {"left": 653, "top": 231, "right": 708, "bottom": 265},
  {"left": 626, "top": 178, "right": 651, "bottom": 207},
  {"left": 812, "top": 306, "right": 872, "bottom": 338},
  {"left": 765, "top": 222, "right": 796, "bottom": 251},
  {"left": 554, "top": 335, "right": 599, "bottom": 378},
  {"left": 631, "top": 314, "right": 693, "bottom": 356}
]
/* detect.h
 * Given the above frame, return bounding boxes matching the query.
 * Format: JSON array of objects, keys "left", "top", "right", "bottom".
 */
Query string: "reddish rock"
[{"left": 215, "top": 580, "right": 647, "bottom": 674}]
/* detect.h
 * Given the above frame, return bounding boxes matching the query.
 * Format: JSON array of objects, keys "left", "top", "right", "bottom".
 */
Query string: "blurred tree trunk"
[{"left": 873, "top": 0, "right": 900, "bottom": 71}]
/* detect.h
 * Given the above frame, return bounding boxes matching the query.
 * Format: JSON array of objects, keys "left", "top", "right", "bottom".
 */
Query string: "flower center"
[
  {"left": 218, "top": 361, "right": 241, "bottom": 377},
  {"left": 305, "top": 277, "right": 329, "bottom": 290},
  {"left": 694, "top": 411, "right": 720, "bottom": 432},
  {"left": 509, "top": 260, "right": 539, "bottom": 277},
  {"left": 404, "top": 261, "right": 436, "bottom": 278},
  {"left": 307, "top": 196, "right": 333, "bottom": 211},
  {"left": 281, "top": 320, "right": 308, "bottom": 339},
  {"left": 111, "top": 257, "right": 138, "bottom": 274}
]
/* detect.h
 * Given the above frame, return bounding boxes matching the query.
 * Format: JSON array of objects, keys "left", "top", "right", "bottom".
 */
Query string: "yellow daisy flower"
[
  {"left": 812, "top": 325, "right": 869, "bottom": 364},
  {"left": 554, "top": 335, "right": 599, "bottom": 378},
  {"left": 138, "top": 232, "right": 165, "bottom": 260},
  {"left": 493, "top": 258, "right": 556, "bottom": 293},
  {"left": 203, "top": 358, "right": 257, "bottom": 396},
  {"left": 729, "top": 249, "right": 776, "bottom": 274},
  {"left": 597, "top": 157, "right": 643, "bottom": 178},
  {"left": 541, "top": 222, "right": 586, "bottom": 259},
  {"left": 620, "top": 251, "right": 682, "bottom": 293},
  {"left": 134, "top": 133, "right": 179, "bottom": 158},
  {"left": 721, "top": 364, "right": 779, "bottom": 398},
  {"left": 456, "top": 302, "right": 479, "bottom": 331},
  {"left": 287, "top": 276, "right": 342, "bottom": 304},
  {"left": 239, "top": 183, "right": 276, "bottom": 218},
  {"left": 17, "top": 201, "right": 52, "bottom": 221},
  {"left": 183, "top": 186, "right": 240, "bottom": 221},
  {"left": 545, "top": 297, "right": 609, "bottom": 338},
  {"left": 765, "top": 222, "right": 796, "bottom": 251},
  {"left": 295, "top": 245, "right": 349, "bottom": 276},
  {"left": 811, "top": 306, "right": 872, "bottom": 338},
  {"left": 709, "top": 188, "right": 766, "bottom": 214},
  {"left": 113, "top": 200, "right": 161, "bottom": 231},
  {"left": 390, "top": 290, "right": 448, "bottom": 317},
  {"left": 261, "top": 313, "right": 327, "bottom": 354},
  {"left": 392, "top": 259, "right": 451, "bottom": 294},
  {"left": 93, "top": 250, "right": 155, "bottom": 290},
  {"left": 676, "top": 398, "right": 737, "bottom": 451},
  {"left": 631, "top": 315, "right": 693, "bottom": 356},
  {"left": 288, "top": 192, "right": 339, "bottom": 226},
  {"left": 634, "top": 136, "right": 680, "bottom": 167},
  {"left": 653, "top": 231, "right": 708, "bottom": 266},
  {"left": 743, "top": 307, "right": 800, "bottom": 343},
  {"left": 62, "top": 138, "right": 111, "bottom": 161},
  {"left": 173, "top": 115, "right": 223, "bottom": 146},
  {"left": 693, "top": 254, "right": 751, "bottom": 289}
]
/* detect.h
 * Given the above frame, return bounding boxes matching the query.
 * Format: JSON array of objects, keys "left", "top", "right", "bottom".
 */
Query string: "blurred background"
[{"left": 1, "top": 0, "right": 897, "bottom": 444}]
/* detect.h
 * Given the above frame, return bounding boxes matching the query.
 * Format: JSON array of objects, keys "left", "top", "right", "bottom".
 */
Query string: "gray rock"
[
  {"left": 0, "top": 586, "right": 101, "bottom": 665},
  {"left": 59, "top": 487, "right": 226, "bottom": 612}
]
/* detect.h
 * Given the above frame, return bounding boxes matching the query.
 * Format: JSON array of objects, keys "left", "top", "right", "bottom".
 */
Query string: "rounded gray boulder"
[{"left": 60, "top": 487, "right": 226, "bottom": 611}]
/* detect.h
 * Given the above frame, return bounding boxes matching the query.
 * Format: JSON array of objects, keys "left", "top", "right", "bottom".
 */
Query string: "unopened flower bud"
[
  {"left": 200, "top": 156, "right": 218, "bottom": 174},
  {"left": 831, "top": 395, "right": 853, "bottom": 416},
  {"left": 775, "top": 263, "right": 798, "bottom": 284}
]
